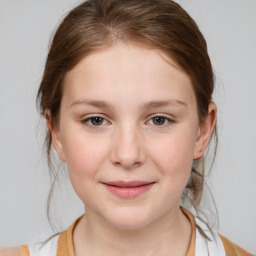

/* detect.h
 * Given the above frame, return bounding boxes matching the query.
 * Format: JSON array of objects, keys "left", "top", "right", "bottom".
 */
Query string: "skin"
[
  {"left": 47, "top": 42, "right": 216, "bottom": 256},
  {"left": 0, "top": 248, "right": 19, "bottom": 256}
]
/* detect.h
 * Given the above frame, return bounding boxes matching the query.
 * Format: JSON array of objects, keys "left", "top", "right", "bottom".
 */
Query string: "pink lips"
[{"left": 102, "top": 180, "right": 155, "bottom": 198}]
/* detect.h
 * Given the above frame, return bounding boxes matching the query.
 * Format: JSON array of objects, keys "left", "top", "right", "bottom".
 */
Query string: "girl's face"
[{"left": 50, "top": 42, "right": 214, "bottom": 229}]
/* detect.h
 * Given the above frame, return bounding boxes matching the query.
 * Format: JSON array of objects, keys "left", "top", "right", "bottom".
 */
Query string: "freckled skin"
[{"left": 51, "top": 42, "right": 214, "bottom": 231}]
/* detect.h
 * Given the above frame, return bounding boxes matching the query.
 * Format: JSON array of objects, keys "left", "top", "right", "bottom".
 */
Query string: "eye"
[
  {"left": 148, "top": 116, "right": 174, "bottom": 126},
  {"left": 82, "top": 116, "right": 108, "bottom": 127}
]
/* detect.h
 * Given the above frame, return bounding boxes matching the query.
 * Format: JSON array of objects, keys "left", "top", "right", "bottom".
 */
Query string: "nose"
[{"left": 110, "top": 124, "right": 146, "bottom": 169}]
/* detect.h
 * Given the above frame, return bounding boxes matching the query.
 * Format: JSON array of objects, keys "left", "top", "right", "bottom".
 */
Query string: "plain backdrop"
[{"left": 0, "top": 0, "right": 255, "bottom": 253}]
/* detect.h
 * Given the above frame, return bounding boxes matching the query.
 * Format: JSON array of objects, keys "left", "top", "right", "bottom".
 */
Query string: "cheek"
[
  {"left": 148, "top": 130, "right": 195, "bottom": 181},
  {"left": 61, "top": 131, "right": 110, "bottom": 205},
  {"left": 61, "top": 130, "right": 107, "bottom": 180},
  {"left": 145, "top": 129, "right": 197, "bottom": 212}
]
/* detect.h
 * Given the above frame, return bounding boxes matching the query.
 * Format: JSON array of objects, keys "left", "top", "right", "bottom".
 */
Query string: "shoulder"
[
  {"left": 0, "top": 247, "right": 20, "bottom": 256},
  {"left": 218, "top": 233, "right": 254, "bottom": 256}
]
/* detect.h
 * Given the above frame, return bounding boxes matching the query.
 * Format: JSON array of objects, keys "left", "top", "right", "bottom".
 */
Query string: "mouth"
[{"left": 101, "top": 180, "right": 156, "bottom": 198}]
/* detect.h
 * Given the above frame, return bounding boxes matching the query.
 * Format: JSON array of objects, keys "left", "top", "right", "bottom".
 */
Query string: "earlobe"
[
  {"left": 44, "top": 109, "right": 66, "bottom": 162},
  {"left": 193, "top": 103, "right": 217, "bottom": 159}
]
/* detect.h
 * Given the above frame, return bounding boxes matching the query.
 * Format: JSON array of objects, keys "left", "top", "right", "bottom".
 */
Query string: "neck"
[{"left": 73, "top": 206, "right": 192, "bottom": 256}]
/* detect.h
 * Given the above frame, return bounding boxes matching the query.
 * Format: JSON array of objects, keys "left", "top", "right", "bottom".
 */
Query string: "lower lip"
[{"left": 103, "top": 183, "right": 154, "bottom": 198}]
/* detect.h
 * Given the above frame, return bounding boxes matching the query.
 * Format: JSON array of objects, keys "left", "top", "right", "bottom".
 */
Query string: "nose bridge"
[{"left": 110, "top": 121, "right": 145, "bottom": 169}]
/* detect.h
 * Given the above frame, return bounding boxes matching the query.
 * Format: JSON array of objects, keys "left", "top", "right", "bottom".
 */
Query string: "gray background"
[{"left": 0, "top": 0, "right": 255, "bottom": 253}]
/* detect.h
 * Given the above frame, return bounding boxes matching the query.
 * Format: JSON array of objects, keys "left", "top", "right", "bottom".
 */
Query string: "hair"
[{"left": 37, "top": 0, "right": 218, "bottom": 238}]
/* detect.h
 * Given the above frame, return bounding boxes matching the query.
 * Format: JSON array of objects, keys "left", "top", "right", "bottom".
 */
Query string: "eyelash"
[
  {"left": 81, "top": 116, "right": 108, "bottom": 129},
  {"left": 81, "top": 115, "right": 174, "bottom": 129}
]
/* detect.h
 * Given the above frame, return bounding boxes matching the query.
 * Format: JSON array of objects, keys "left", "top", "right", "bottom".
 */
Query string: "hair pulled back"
[{"left": 37, "top": 0, "right": 217, "bottom": 232}]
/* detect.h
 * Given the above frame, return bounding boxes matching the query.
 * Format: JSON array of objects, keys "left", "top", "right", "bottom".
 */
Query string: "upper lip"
[{"left": 102, "top": 181, "right": 155, "bottom": 188}]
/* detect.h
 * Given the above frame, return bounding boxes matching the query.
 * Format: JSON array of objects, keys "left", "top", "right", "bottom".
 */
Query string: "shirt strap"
[
  {"left": 57, "top": 215, "right": 84, "bottom": 256},
  {"left": 218, "top": 234, "right": 254, "bottom": 256},
  {"left": 180, "top": 207, "right": 196, "bottom": 256},
  {"left": 19, "top": 244, "right": 30, "bottom": 256}
]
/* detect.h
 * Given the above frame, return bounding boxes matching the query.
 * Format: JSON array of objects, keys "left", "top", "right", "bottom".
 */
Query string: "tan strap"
[
  {"left": 56, "top": 232, "right": 70, "bottom": 256},
  {"left": 219, "top": 234, "right": 254, "bottom": 256},
  {"left": 19, "top": 244, "right": 29, "bottom": 256},
  {"left": 57, "top": 216, "right": 83, "bottom": 256},
  {"left": 181, "top": 207, "right": 196, "bottom": 256}
]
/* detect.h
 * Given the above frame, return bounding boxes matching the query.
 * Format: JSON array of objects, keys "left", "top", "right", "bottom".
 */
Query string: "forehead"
[{"left": 63, "top": 42, "right": 196, "bottom": 109}]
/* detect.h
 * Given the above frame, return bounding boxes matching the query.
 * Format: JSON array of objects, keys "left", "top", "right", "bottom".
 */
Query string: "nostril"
[{"left": 113, "top": 160, "right": 142, "bottom": 170}]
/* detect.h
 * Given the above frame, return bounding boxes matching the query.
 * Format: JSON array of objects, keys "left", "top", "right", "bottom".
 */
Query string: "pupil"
[
  {"left": 154, "top": 117, "right": 164, "bottom": 125},
  {"left": 92, "top": 117, "right": 103, "bottom": 125}
]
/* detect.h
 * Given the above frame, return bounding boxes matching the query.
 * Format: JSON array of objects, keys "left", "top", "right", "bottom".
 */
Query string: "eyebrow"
[
  {"left": 70, "top": 99, "right": 187, "bottom": 109},
  {"left": 141, "top": 99, "right": 187, "bottom": 109},
  {"left": 70, "top": 99, "right": 113, "bottom": 109}
]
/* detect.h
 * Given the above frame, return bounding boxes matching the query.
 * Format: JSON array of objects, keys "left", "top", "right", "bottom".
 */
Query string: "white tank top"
[
  {"left": 28, "top": 234, "right": 59, "bottom": 256},
  {"left": 194, "top": 217, "right": 226, "bottom": 256}
]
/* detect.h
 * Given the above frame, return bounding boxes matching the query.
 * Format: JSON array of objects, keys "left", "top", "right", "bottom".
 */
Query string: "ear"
[
  {"left": 44, "top": 109, "right": 66, "bottom": 162},
  {"left": 193, "top": 103, "right": 217, "bottom": 159}
]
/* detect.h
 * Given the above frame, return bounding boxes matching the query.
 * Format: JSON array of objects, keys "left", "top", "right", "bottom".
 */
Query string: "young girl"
[{"left": 1, "top": 0, "right": 254, "bottom": 255}]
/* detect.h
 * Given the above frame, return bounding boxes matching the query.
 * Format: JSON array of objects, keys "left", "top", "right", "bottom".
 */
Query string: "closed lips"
[
  {"left": 102, "top": 181, "right": 155, "bottom": 188},
  {"left": 102, "top": 181, "right": 155, "bottom": 198}
]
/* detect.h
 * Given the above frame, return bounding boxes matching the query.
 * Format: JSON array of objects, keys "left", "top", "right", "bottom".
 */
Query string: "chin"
[{"left": 104, "top": 208, "right": 154, "bottom": 230}]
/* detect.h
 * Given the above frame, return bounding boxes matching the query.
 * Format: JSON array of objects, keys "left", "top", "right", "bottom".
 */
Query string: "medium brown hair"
[{"left": 37, "top": 0, "right": 217, "bottom": 235}]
